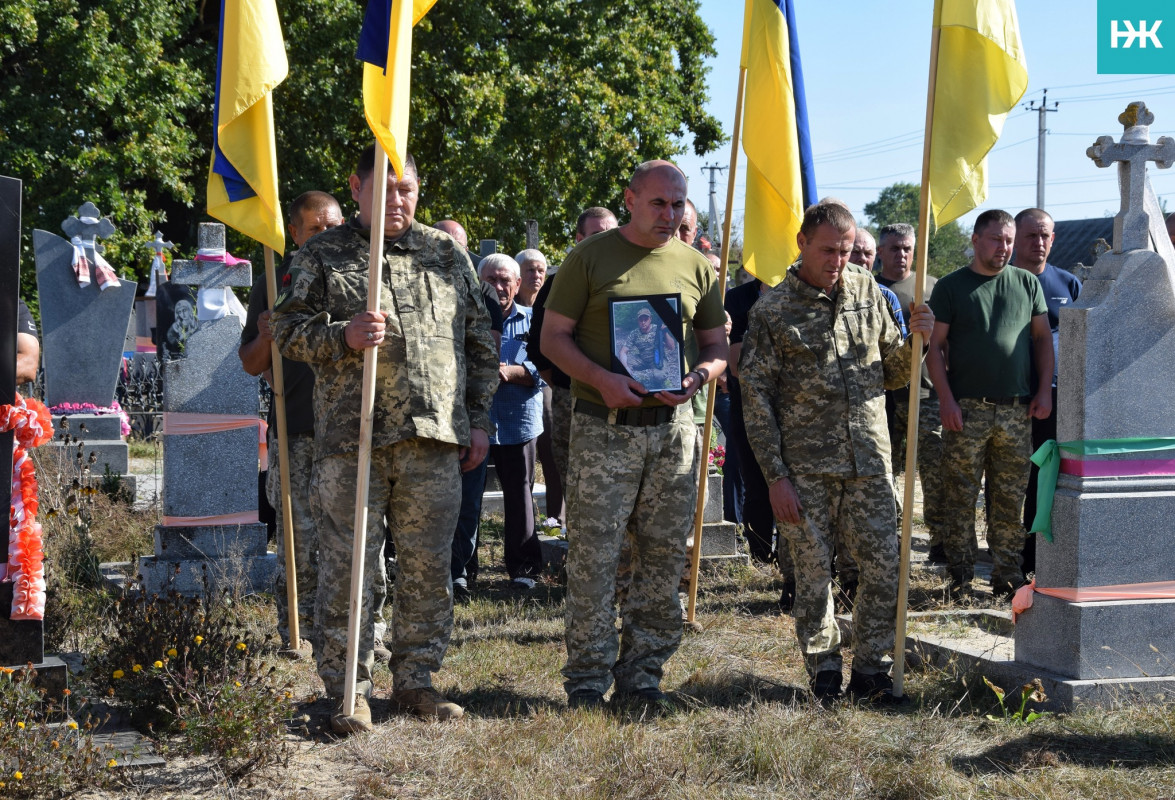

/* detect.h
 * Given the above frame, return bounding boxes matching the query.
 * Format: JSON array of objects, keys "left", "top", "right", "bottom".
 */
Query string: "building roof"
[{"left": 1050, "top": 217, "right": 1114, "bottom": 271}]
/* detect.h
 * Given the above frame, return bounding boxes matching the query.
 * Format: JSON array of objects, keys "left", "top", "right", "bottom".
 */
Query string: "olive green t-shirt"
[
  {"left": 545, "top": 229, "right": 726, "bottom": 407},
  {"left": 928, "top": 265, "right": 1047, "bottom": 399}
]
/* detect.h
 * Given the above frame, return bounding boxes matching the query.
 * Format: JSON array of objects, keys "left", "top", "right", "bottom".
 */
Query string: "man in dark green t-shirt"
[
  {"left": 926, "top": 209, "right": 1052, "bottom": 599},
  {"left": 541, "top": 160, "right": 728, "bottom": 711}
]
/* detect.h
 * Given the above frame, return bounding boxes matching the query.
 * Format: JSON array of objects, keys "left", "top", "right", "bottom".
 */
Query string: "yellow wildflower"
[
  {"left": 16, "top": 722, "right": 24, "bottom": 730},
  {"left": 167, "top": 648, "right": 178, "bottom": 657},
  {"left": 14, "top": 772, "right": 22, "bottom": 780},
  {"left": 153, "top": 661, "right": 163, "bottom": 669},
  {"left": 112, "top": 670, "right": 124, "bottom": 679},
  {"left": 236, "top": 642, "right": 247, "bottom": 651},
  {"left": 194, "top": 635, "right": 204, "bottom": 645},
  {"left": 67, "top": 721, "right": 78, "bottom": 730},
  {"left": 106, "top": 759, "right": 117, "bottom": 769},
  {"left": 132, "top": 664, "right": 142, "bottom": 673}
]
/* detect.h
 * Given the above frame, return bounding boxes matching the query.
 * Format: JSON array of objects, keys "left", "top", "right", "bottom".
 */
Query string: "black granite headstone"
[{"left": 0, "top": 175, "right": 46, "bottom": 665}]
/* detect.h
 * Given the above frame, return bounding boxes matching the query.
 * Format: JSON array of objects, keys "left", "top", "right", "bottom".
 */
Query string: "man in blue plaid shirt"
[{"left": 480, "top": 253, "right": 546, "bottom": 590}]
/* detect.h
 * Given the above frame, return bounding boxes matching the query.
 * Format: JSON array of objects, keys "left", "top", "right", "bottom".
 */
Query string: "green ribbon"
[{"left": 1030, "top": 437, "right": 1175, "bottom": 542}]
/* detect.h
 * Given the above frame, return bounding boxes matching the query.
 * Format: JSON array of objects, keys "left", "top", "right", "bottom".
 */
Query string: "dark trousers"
[
  {"left": 726, "top": 377, "right": 775, "bottom": 563},
  {"left": 451, "top": 455, "right": 488, "bottom": 585},
  {"left": 536, "top": 385, "right": 564, "bottom": 522},
  {"left": 1022, "top": 386, "right": 1058, "bottom": 577},
  {"left": 713, "top": 387, "right": 743, "bottom": 524},
  {"left": 494, "top": 439, "right": 542, "bottom": 579}
]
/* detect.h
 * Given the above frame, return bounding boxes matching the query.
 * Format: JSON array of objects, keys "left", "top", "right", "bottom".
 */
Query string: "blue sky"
[{"left": 676, "top": 0, "right": 1175, "bottom": 238}]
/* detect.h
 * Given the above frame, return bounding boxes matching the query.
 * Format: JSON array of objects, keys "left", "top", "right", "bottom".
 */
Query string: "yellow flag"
[
  {"left": 207, "top": 0, "right": 288, "bottom": 254},
  {"left": 740, "top": 0, "right": 816, "bottom": 286},
  {"left": 358, "top": 0, "right": 437, "bottom": 180},
  {"left": 929, "top": 0, "right": 1028, "bottom": 227}
]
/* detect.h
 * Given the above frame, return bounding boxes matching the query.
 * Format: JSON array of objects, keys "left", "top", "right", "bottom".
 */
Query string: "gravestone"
[
  {"left": 137, "top": 222, "right": 276, "bottom": 595},
  {"left": 0, "top": 175, "right": 67, "bottom": 692},
  {"left": 1015, "top": 103, "right": 1175, "bottom": 693},
  {"left": 34, "top": 203, "right": 137, "bottom": 490}
]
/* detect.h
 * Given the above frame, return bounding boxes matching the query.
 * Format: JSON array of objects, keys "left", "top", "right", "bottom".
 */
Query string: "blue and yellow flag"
[
  {"left": 929, "top": 0, "right": 1028, "bottom": 227},
  {"left": 357, "top": 0, "right": 436, "bottom": 180},
  {"left": 740, "top": 0, "right": 817, "bottom": 286},
  {"left": 207, "top": 0, "right": 287, "bottom": 255}
]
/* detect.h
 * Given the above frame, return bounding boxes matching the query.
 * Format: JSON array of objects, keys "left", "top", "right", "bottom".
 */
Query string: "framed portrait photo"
[{"left": 609, "top": 294, "right": 686, "bottom": 394}]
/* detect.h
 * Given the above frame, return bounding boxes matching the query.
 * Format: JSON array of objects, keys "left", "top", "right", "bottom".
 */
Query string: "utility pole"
[
  {"left": 701, "top": 163, "right": 726, "bottom": 247},
  {"left": 1023, "top": 89, "right": 1059, "bottom": 209}
]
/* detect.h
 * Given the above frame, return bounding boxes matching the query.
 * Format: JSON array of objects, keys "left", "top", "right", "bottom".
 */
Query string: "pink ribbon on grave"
[
  {"left": 162, "top": 511, "right": 260, "bottom": 527},
  {"left": 1059, "top": 457, "right": 1175, "bottom": 478},
  {"left": 70, "top": 234, "right": 122, "bottom": 290},
  {"left": 1012, "top": 578, "right": 1175, "bottom": 623},
  {"left": 159, "top": 414, "right": 268, "bottom": 527},
  {"left": 195, "top": 247, "right": 252, "bottom": 267}
]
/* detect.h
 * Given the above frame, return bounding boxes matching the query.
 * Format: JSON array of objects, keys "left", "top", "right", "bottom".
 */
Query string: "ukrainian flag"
[
  {"left": 357, "top": 0, "right": 436, "bottom": 180},
  {"left": 929, "top": 0, "right": 1028, "bottom": 227},
  {"left": 207, "top": 0, "right": 287, "bottom": 255},
  {"left": 740, "top": 0, "right": 817, "bottom": 286}
]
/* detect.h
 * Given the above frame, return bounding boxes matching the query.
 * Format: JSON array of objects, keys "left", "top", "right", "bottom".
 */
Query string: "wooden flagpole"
[
  {"left": 342, "top": 143, "right": 390, "bottom": 716},
  {"left": 263, "top": 245, "right": 300, "bottom": 649},
  {"left": 687, "top": 65, "right": 745, "bottom": 624},
  {"left": 893, "top": 13, "right": 942, "bottom": 700}
]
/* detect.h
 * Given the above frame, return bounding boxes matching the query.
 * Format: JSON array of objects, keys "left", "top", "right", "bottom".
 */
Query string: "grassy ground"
[{"left": 70, "top": 511, "right": 1175, "bottom": 800}]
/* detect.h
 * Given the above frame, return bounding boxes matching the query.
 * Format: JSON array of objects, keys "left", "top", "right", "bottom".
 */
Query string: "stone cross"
[
  {"left": 60, "top": 201, "right": 116, "bottom": 257},
  {"left": 138, "top": 221, "right": 275, "bottom": 596},
  {"left": 143, "top": 231, "right": 174, "bottom": 298},
  {"left": 1086, "top": 102, "right": 1175, "bottom": 256},
  {"left": 525, "top": 219, "right": 539, "bottom": 250}
]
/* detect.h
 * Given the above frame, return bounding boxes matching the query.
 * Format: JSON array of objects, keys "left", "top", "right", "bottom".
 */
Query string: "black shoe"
[
  {"left": 610, "top": 686, "right": 670, "bottom": 714},
  {"left": 810, "top": 670, "right": 842, "bottom": 702},
  {"left": 453, "top": 582, "right": 472, "bottom": 604},
  {"left": 567, "top": 688, "right": 605, "bottom": 710},
  {"left": 777, "top": 580, "right": 796, "bottom": 614},
  {"left": 847, "top": 669, "right": 892, "bottom": 701},
  {"left": 927, "top": 544, "right": 947, "bottom": 564}
]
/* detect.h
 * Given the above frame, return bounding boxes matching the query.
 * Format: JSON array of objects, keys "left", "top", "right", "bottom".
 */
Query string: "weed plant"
[{"left": 0, "top": 666, "right": 117, "bottom": 799}]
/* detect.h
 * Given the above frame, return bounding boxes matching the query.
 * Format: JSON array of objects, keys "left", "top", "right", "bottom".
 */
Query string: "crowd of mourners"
[{"left": 226, "top": 144, "right": 1083, "bottom": 732}]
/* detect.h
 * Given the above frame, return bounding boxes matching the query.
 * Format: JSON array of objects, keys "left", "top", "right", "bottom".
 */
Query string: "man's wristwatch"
[{"left": 689, "top": 366, "right": 710, "bottom": 384}]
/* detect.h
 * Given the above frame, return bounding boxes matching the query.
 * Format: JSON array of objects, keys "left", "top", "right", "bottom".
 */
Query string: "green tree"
[
  {"left": 863, "top": 182, "right": 970, "bottom": 277},
  {"left": 3, "top": 0, "right": 724, "bottom": 307}
]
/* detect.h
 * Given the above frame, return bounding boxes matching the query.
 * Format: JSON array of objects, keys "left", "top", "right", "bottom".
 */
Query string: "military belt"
[
  {"left": 574, "top": 399, "right": 674, "bottom": 427},
  {"left": 971, "top": 396, "right": 1029, "bottom": 407}
]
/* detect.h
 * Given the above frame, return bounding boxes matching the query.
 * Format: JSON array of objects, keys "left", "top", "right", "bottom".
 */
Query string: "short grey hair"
[
  {"left": 514, "top": 248, "right": 547, "bottom": 266},
  {"left": 479, "top": 252, "right": 520, "bottom": 280},
  {"left": 878, "top": 222, "right": 916, "bottom": 244}
]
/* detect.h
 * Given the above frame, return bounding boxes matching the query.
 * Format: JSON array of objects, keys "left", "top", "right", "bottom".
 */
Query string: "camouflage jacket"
[
  {"left": 270, "top": 217, "right": 498, "bottom": 459},
  {"left": 739, "top": 262, "right": 914, "bottom": 482}
]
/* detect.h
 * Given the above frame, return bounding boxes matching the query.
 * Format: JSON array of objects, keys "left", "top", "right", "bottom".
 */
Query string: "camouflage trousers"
[
  {"left": 940, "top": 399, "right": 1031, "bottom": 588},
  {"left": 549, "top": 385, "right": 573, "bottom": 504},
  {"left": 267, "top": 433, "right": 319, "bottom": 648},
  {"left": 311, "top": 438, "right": 461, "bottom": 697},
  {"left": 563, "top": 405, "right": 697, "bottom": 697},
  {"left": 778, "top": 474, "right": 899, "bottom": 677},
  {"left": 889, "top": 393, "right": 947, "bottom": 547}
]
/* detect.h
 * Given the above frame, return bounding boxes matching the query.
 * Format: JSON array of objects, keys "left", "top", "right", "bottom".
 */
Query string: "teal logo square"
[{"left": 1098, "top": 0, "right": 1175, "bottom": 73}]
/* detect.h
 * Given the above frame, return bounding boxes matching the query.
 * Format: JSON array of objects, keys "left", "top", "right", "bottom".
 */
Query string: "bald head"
[
  {"left": 434, "top": 219, "right": 468, "bottom": 248},
  {"left": 849, "top": 228, "right": 877, "bottom": 270},
  {"left": 629, "top": 160, "right": 686, "bottom": 194}
]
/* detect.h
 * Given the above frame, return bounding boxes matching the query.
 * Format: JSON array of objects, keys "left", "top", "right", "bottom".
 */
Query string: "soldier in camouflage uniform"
[
  {"left": 739, "top": 202, "right": 935, "bottom": 703},
  {"left": 272, "top": 147, "right": 498, "bottom": 733},
  {"left": 542, "top": 161, "right": 728, "bottom": 710},
  {"left": 619, "top": 308, "right": 669, "bottom": 387},
  {"left": 240, "top": 190, "right": 345, "bottom": 658},
  {"left": 925, "top": 210, "right": 1052, "bottom": 599}
]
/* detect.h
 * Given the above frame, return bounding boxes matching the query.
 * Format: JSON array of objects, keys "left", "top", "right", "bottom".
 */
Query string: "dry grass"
[{"left": 70, "top": 559, "right": 1175, "bottom": 800}]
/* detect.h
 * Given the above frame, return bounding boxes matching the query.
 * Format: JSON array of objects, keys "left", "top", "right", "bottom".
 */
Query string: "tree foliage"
[
  {"left": 863, "top": 182, "right": 970, "bottom": 277},
  {"left": 2, "top": 0, "right": 724, "bottom": 305}
]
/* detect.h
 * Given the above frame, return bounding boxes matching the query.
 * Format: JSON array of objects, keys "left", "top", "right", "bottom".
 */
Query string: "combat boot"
[
  {"left": 330, "top": 694, "right": 374, "bottom": 735},
  {"left": 395, "top": 686, "right": 464, "bottom": 720},
  {"left": 810, "top": 670, "right": 843, "bottom": 703}
]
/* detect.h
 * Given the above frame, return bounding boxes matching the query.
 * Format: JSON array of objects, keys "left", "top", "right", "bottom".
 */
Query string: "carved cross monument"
[
  {"left": 1015, "top": 102, "right": 1175, "bottom": 700},
  {"left": 137, "top": 222, "right": 276, "bottom": 595}
]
